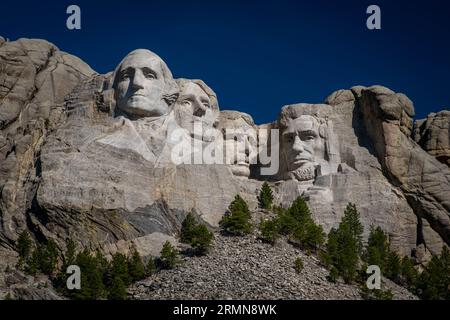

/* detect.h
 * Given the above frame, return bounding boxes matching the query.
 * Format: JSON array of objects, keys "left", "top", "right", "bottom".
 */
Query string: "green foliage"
[
  {"left": 4, "top": 293, "right": 12, "bottom": 300},
  {"left": 360, "top": 286, "right": 394, "bottom": 300},
  {"left": 190, "top": 224, "right": 214, "bottom": 255},
  {"left": 340, "top": 203, "right": 364, "bottom": 254},
  {"left": 180, "top": 212, "right": 197, "bottom": 243},
  {"left": 328, "top": 266, "right": 339, "bottom": 283},
  {"left": 40, "top": 240, "right": 59, "bottom": 275},
  {"left": 146, "top": 257, "right": 157, "bottom": 276},
  {"left": 17, "top": 231, "right": 32, "bottom": 260},
  {"left": 107, "top": 276, "right": 127, "bottom": 300},
  {"left": 159, "top": 241, "right": 180, "bottom": 269},
  {"left": 69, "top": 249, "right": 105, "bottom": 300},
  {"left": 128, "top": 248, "right": 146, "bottom": 282},
  {"left": 259, "top": 218, "right": 280, "bottom": 245},
  {"left": 279, "top": 197, "right": 325, "bottom": 251},
  {"left": 181, "top": 213, "right": 214, "bottom": 255},
  {"left": 220, "top": 195, "right": 253, "bottom": 236},
  {"left": 323, "top": 203, "right": 364, "bottom": 284},
  {"left": 64, "top": 238, "right": 77, "bottom": 268},
  {"left": 258, "top": 182, "right": 274, "bottom": 209},
  {"left": 400, "top": 256, "right": 418, "bottom": 288},
  {"left": 26, "top": 247, "right": 40, "bottom": 275},
  {"left": 294, "top": 257, "right": 304, "bottom": 273},
  {"left": 416, "top": 246, "right": 450, "bottom": 300},
  {"left": 110, "top": 252, "right": 131, "bottom": 286},
  {"left": 24, "top": 240, "right": 59, "bottom": 276},
  {"left": 363, "top": 226, "right": 389, "bottom": 272},
  {"left": 385, "top": 251, "right": 401, "bottom": 282}
]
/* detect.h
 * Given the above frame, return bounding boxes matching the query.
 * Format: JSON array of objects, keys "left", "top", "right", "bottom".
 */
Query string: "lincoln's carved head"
[
  {"left": 112, "top": 49, "right": 178, "bottom": 119},
  {"left": 279, "top": 107, "right": 332, "bottom": 181}
]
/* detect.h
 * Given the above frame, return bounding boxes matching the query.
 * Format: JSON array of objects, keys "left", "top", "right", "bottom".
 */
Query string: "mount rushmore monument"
[{"left": 0, "top": 37, "right": 449, "bottom": 266}]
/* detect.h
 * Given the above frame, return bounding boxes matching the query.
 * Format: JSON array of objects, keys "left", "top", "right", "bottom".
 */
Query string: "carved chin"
[
  {"left": 231, "top": 164, "right": 250, "bottom": 178},
  {"left": 289, "top": 165, "right": 316, "bottom": 181}
]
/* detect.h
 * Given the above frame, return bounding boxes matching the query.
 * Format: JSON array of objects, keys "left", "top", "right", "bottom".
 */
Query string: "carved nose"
[
  {"left": 193, "top": 100, "right": 207, "bottom": 117},
  {"left": 292, "top": 136, "right": 305, "bottom": 152},
  {"left": 131, "top": 71, "right": 145, "bottom": 90}
]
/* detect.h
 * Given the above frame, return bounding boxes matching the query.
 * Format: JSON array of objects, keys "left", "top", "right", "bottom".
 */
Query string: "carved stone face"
[
  {"left": 219, "top": 112, "right": 256, "bottom": 178},
  {"left": 114, "top": 50, "right": 170, "bottom": 118},
  {"left": 174, "top": 81, "right": 218, "bottom": 140},
  {"left": 281, "top": 115, "right": 325, "bottom": 181}
]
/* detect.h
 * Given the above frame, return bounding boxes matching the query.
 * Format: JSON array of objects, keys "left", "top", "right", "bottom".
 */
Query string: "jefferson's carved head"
[
  {"left": 217, "top": 111, "right": 257, "bottom": 178},
  {"left": 112, "top": 49, "right": 178, "bottom": 119},
  {"left": 279, "top": 107, "right": 331, "bottom": 181},
  {"left": 173, "top": 79, "right": 219, "bottom": 140}
]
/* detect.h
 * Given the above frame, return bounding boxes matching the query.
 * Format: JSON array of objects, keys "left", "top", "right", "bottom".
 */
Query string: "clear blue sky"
[{"left": 1, "top": 0, "right": 449, "bottom": 124}]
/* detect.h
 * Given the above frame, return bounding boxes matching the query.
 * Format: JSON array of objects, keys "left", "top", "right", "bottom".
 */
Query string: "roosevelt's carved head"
[
  {"left": 279, "top": 106, "right": 331, "bottom": 181},
  {"left": 112, "top": 49, "right": 178, "bottom": 119},
  {"left": 173, "top": 79, "right": 219, "bottom": 140}
]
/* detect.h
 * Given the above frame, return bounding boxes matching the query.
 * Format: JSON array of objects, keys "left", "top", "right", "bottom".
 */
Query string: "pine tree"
[
  {"left": 340, "top": 203, "right": 364, "bottom": 254},
  {"left": 108, "top": 276, "right": 127, "bottom": 300},
  {"left": 17, "top": 231, "right": 32, "bottom": 260},
  {"left": 110, "top": 252, "right": 131, "bottom": 286},
  {"left": 385, "top": 251, "right": 401, "bottom": 282},
  {"left": 180, "top": 212, "right": 197, "bottom": 243},
  {"left": 364, "top": 226, "right": 389, "bottom": 272},
  {"left": 128, "top": 247, "right": 145, "bottom": 282},
  {"left": 39, "top": 240, "right": 59, "bottom": 275},
  {"left": 281, "top": 197, "right": 325, "bottom": 250},
  {"left": 294, "top": 257, "right": 304, "bottom": 273},
  {"left": 258, "top": 182, "right": 274, "bottom": 209},
  {"left": 220, "top": 195, "right": 253, "bottom": 236},
  {"left": 64, "top": 238, "right": 77, "bottom": 268},
  {"left": 417, "top": 246, "right": 450, "bottom": 300},
  {"left": 26, "top": 246, "right": 40, "bottom": 275},
  {"left": 159, "top": 241, "right": 180, "bottom": 269},
  {"left": 400, "top": 255, "right": 418, "bottom": 288},
  {"left": 190, "top": 224, "right": 214, "bottom": 255},
  {"left": 259, "top": 218, "right": 280, "bottom": 245},
  {"left": 146, "top": 257, "right": 157, "bottom": 276},
  {"left": 180, "top": 213, "right": 214, "bottom": 255},
  {"left": 323, "top": 203, "right": 364, "bottom": 284},
  {"left": 73, "top": 249, "right": 106, "bottom": 300}
]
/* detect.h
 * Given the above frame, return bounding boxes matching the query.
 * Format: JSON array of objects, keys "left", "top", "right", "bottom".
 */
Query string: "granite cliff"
[{"left": 0, "top": 38, "right": 449, "bottom": 298}]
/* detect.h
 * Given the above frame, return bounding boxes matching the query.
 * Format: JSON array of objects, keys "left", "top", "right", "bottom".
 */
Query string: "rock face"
[
  {"left": 1, "top": 37, "right": 449, "bottom": 269},
  {"left": 0, "top": 38, "right": 95, "bottom": 247},
  {"left": 414, "top": 110, "right": 450, "bottom": 167}
]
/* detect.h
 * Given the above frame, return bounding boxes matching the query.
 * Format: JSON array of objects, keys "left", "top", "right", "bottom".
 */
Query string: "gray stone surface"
[
  {"left": 129, "top": 229, "right": 417, "bottom": 300},
  {"left": 414, "top": 110, "right": 450, "bottom": 167},
  {"left": 0, "top": 38, "right": 95, "bottom": 247},
  {"left": 0, "top": 38, "right": 449, "bottom": 300}
]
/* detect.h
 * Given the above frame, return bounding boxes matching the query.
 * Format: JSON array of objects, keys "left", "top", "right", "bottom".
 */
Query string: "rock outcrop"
[
  {"left": 0, "top": 38, "right": 95, "bottom": 248},
  {"left": 414, "top": 110, "right": 450, "bottom": 167},
  {"left": 1, "top": 37, "right": 449, "bottom": 274}
]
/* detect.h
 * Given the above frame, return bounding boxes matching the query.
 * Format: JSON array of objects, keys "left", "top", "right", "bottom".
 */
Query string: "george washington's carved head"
[{"left": 112, "top": 49, "right": 178, "bottom": 119}]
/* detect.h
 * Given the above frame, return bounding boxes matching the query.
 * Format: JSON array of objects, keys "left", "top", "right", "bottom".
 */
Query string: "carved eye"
[
  {"left": 120, "top": 72, "right": 130, "bottom": 80},
  {"left": 182, "top": 100, "right": 191, "bottom": 106},
  {"left": 304, "top": 136, "right": 315, "bottom": 141},
  {"left": 285, "top": 135, "right": 294, "bottom": 143},
  {"left": 143, "top": 71, "right": 156, "bottom": 79},
  {"left": 142, "top": 67, "right": 157, "bottom": 79}
]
